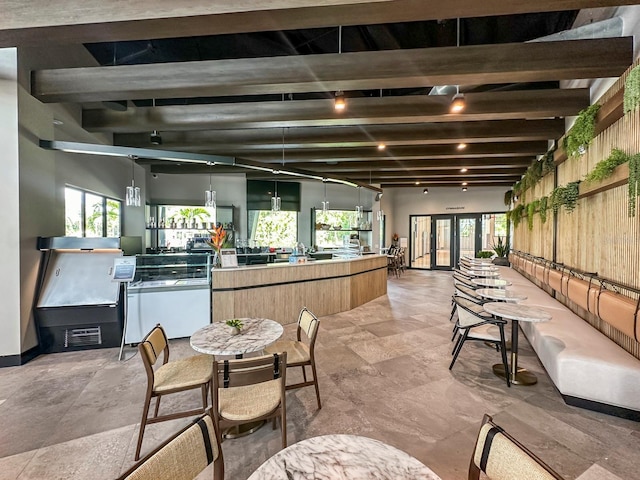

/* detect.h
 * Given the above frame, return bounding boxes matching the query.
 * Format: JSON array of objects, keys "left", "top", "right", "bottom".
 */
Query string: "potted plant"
[
  {"left": 225, "top": 318, "right": 243, "bottom": 336},
  {"left": 476, "top": 250, "right": 493, "bottom": 259},
  {"left": 491, "top": 237, "right": 510, "bottom": 266}
]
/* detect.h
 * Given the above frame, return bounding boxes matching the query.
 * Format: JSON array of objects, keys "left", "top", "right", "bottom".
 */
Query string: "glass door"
[
  {"left": 456, "top": 215, "right": 482, "bottom": 265},
  {"left": 432, "top": 216, "right": 454, "bottom": 269},
  {"left": 409, "top": 215, "right": 431, "bottom": 268}
]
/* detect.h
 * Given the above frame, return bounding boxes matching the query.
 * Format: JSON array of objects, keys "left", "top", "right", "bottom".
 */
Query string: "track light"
[
  {"left": 334, "top": 90, "right": 346, "bottom": 111},
  {"left": 450, "top": 93, "right": 466, "bottom": 113},
  {"left": 462, "top": 187, "right": 468, "bottom": 192},
  {"left": 423, "top": 188, "right": 429, "bottom": 194},
  {"left": 150, "top": 130, "right": 162, "bottom": 145}
]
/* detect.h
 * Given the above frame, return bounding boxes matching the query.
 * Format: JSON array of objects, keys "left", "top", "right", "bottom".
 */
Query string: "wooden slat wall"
[{"left": 513, "top": 61, "right": 640, "bottom": 358}]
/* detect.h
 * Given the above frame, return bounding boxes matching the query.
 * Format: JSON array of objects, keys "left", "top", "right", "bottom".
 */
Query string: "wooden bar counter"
[{"left": 211, "top": 255, "right": 387, "bottom": 325}]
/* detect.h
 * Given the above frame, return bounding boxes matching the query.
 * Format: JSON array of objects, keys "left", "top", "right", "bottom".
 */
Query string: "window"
[
  {"left": 481, "top": 213, "right": 507, "bottom": 251},
  {"left": 65, "top": 187, "right": 122, "bottom": 237},
  {"left": 247, "top": 210, "right": 297, "bottom": 248},
  {"left": 315, "top": 210, "right": 360, "bottom": 248}
]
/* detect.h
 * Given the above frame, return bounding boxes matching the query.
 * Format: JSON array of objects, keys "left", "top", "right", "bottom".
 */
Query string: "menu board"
[{"left": 220, "top": 248, "right": 239, "bottom": 268}]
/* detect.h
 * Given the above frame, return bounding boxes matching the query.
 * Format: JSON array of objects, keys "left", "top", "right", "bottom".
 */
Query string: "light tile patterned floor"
[{"left": 0, "top": 269, "right": 639, "bottom": 479}]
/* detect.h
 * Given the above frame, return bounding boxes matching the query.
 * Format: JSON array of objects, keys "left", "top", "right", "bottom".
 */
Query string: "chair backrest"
[
  {"left": 120, "top": 414, "right": 223, "bottom": 480},
  {"left": 298, "top": 307, "right": 319, "bottom": 346},
  {"left": 454, "top": 297, "right": 496, "bottom": 328},
  {"left": 469, "top": 414, "right": 564, "bottom": 480},
  {"left": 214, "top": 353, "right": 287, "bottom": 389},
  {"left": 139, "top": 324, "right": 169, "bottom": 373}
]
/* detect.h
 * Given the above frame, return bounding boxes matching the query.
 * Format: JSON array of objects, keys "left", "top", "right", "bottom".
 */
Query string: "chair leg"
[
  {"left": 449, "top": 329, "right": 469, "bottom": 370},
  {"left": 499, "top": 325, "right": 511, "bottom": 388},
  {"left": 451, "top": 324, "right": 459, "bottom": 342},
  {"left": 135, "top": 393, "right": 153, "bottom": 461},
  {"left": 311, "top": 361, "right": 322, "bottom": 409},
  {"left": 280, "top": 410, "right": 287, "bottom": 449},
  {"left": 301, "top": 365, "right": 307, "bottom": 383},
  {"left": 153, "top": 395, "right": 162, "bottom": 418},
  {"left": 449, "top": 302, "right": 457, "bottom": 322}
]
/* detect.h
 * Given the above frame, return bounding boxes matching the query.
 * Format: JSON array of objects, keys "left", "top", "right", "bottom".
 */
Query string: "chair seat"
[
  {"left": 460, "top": 324, "right": 502, "bottom": 342},
  {"left": 154, "top": 354, "right": 213, "bottom": 393},
  {"left": 218, "top": 379, "right": 282, "bottom": 421},
  {"left": 264, "top": 340, "right": 310, "bottom": 364}
]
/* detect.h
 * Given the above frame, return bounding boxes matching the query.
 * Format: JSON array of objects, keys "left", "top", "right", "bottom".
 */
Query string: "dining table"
[
  {"left": 482, "top": 302, "right": 552, "bottom": 386},
  {"left": 461, "top": 269, "right": 500, "bottom": 277},
  {"left": 246, "top": 434, "right": 442, "bottom": 480},
  {"left": 476, "top": 288, "right": 527, "bottom": 303},
  {"left": 472, "top": 278, "right": 512, "bottom": 288}
]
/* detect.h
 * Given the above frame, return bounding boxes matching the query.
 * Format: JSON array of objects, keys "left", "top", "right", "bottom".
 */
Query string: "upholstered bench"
[{"left": 496, "top": 266, "right": 640, "bottom": 419}]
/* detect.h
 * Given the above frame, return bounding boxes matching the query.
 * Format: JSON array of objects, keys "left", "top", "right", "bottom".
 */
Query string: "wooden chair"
[
  {"left": 119, "top": 414, "right": 224, "bottom": 480},
  {"left": 212, "top": 353, "right": 288, "bottom": 449},
  {"left": 450, "top": 296, "right": 510, "bottom": 387},
  {"left": 469, "top": 414, "right": 564, "bottom": 480},
  {"left": 135, "top": 324, "right": 213, "bottom": 460},
  {"left": 265, "top": 307, "right": 322, "bottom": 409}
]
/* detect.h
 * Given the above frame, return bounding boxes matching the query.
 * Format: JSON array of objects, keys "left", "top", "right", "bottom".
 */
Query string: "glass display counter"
[{"left": 125, "top": 253, "right": 212, "bottom": 343}]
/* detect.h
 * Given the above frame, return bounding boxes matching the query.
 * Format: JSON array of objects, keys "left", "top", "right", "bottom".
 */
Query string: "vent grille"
[{"left": 64, "top": 327, "right": 102, "bottom": 348}]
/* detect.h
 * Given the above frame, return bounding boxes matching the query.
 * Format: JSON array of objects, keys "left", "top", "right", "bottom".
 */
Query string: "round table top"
[
  {"left": 190, "top": 318, "right": 283, "bottom": 356},
  {"left": 472, "top": 278, "right": 512, "bottom": 288},
  {"left": 476, "top": 288, "right": 527, "bottom": 302},
  {"left": 247, "top": 434, "right": 442, "bottom": 480},
  {"left": 483, "top": 302, "right": 552, "bottom": 323},
  {"left": 461, "top": 269, "right": 500, "bottom": 277}
]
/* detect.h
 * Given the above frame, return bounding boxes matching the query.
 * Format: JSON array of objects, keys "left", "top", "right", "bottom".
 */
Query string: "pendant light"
[
  {"left": 321, "top": 178, "right": 329, "bottom": 211},
  {"left": 272, "top": 128, "right": 284, "bottom": 212},
  {"left": 125, "top": 155, "right": 141, "bottom": 207},
  {"left": 355, "top": 186, "right": 363, "bottom": 219},
  {"left": 450, "top": 19, "right": 466, "bottom": 114},
  {"left": 334, "top": 26, "right": 347, "bottom": 112},
  {"left": 204, "top": 161, "right": 216, "bottom": 215}
]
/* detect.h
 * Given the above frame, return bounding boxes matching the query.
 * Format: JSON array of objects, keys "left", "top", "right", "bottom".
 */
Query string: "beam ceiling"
[
  {"left": 0, "top": 0, "right": 635, "bottom": 47},
  {"left": 84, "top": 88, "right": 589, "bottom": 132},
  {"left": 32, "top": 38, "right": 632, "bottom": 103}
]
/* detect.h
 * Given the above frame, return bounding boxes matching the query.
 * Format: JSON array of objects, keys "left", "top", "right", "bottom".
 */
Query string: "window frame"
[{"left": 65, "top": 186, "right": 122, "bottom": 238}]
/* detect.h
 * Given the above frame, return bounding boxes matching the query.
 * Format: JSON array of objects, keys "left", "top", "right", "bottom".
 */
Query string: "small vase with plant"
[
  {"left": 225, "top": 318, "right": 243, "bottom": 336},
  {"left": 207, "top": 225, "right": 227, "bottom": 267},
  {"left": 491, "top": 237, "right": 510, "bottom": 266}
]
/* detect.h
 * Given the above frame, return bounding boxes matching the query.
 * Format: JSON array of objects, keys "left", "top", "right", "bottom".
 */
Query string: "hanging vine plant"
[
  {"left": 527, "top": 200, "right": 539, "bottom": 231},
  {"left": 584, "top": 148, "right": 631, "bottom": 184},
  {"left": 542, "top": 151, "right": 555, "bottom": 175},
  {"left": 504, "top": 189, "right": 513, "bottom": 207},
  {"left": 539, "top": 196, "right": 549, "bottom": 223},
  {"left": 511, "top": 204, "right": 525, "bottom": 229},
  {"left": 563, "top": 104, "right": 601, "bottom": 158},
  {"left": 630, "top": 153, "right": 640, "bottom": 217},
  {"left": 550, "top": 181, "right": 581, "bottom": 214},
  {"left": 624, "top": 65, "right": 640, "bottom": 114}
]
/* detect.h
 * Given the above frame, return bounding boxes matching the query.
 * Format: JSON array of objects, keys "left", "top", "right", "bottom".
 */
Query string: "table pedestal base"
[
  {"left": 492, "top": 364, "right": 537, "bottom": 385},
  {"left": 223, "top": 420, "right": 265, "bottom": 439}
]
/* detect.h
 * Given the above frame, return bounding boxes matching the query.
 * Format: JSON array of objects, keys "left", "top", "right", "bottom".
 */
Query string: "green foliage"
[
  {"left": 526, "top": 200, "right": 539, "bottom": 231},
  {"left": 225, "top": 318, "right": 243, "bottom": 329},
  {"left": 630, "top": 153, "right": 640, "bottom": 217},
  {"left": 511, "top": 204, "right": 525, "bottom": 229},
  {"left": 178, "top": 207, "right": 210, "bottom": 222},
  {"left": 476, "top": 250, "right": 493, "bottom": 259},
  {"left": 542, "top": 151, "right": 555, "bottom": 175},
  {"left": 504, "top": 190, "right": 513, "bottom": 207},
  {"left": 563, "top": 104, "right": 601, "bottom": 158},
  {"left": 512, "top": 181, "right": 522, "bottom": 197},
  {"left": 492, "top": 236, "right": 510, "bottom": 258},
  {"left": 584, "top": 149, "right": 631, "bottom": 184},
  {"left": 624, "top": 65, "right": 640, "bottom": 114},
  {"left": 550, "top": 181, "right": 581, "bottom": 214},
  {"left": 539, "top": 196, "right": 549, "bottom": 224},
  {"left": 510, "top": 150, "right": 556, "bottom": 196}
]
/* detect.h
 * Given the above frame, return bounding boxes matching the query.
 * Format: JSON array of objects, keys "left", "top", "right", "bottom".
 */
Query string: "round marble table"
[
  {"left": 190, "top": 317, "right": 283, "bottom": 357},
  {"left": 461, "top": 269, "right": 500, "bottom": 277},
  {"left": 247, "top": 434, "right": 442, "bottom": 480},
  {"left": 472, "top": 278, "right": 512, "bottom": 288},
  {"left": 476, "top": 288, "right": 527, "bottom": 303},
  {"left": 483, "top": 302, "right": 552, "bottom": 386}
]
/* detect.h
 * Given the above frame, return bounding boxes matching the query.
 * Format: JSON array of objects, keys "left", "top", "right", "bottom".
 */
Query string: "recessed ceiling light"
[
  {"left": 462, "top": 182, "right": 468, "bottom": 186},
  {"left": 462, "top": 187, "right": 468, "bottom": 192},
  {"left": 415, "top": 181, "right": 420, "bottom": 185},
  {"left": 457, "top": 143, "right": 467, "bottom": 150},
  {"left": 460, "top": 168, "right": 468, "bottom": 173},
  {"left": 334, "top": 90, "right": 346, "bottom": 111},
  {"left": 53, "top": 119, "right": 64, "bottom": 125},
  {"left": 378, "top": 143, "right": 386, "bottom": 150},
  {"left": 450, "top": 93, "right": 466, "bottom": 113}
]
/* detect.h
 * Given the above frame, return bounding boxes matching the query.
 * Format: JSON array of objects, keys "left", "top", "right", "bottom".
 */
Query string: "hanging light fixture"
[
  {"left": 322, "top": 178, "right": 329, "bottom": 211},
  {"left": 355, "top": 186, "right": 363, "bottom": 219},
  {"left": 125, "top": 155, "right": 141, "bottom": 207},
  {"left": 150, "top": 99, "right": 163, "bottom": 144},
  {"left": 204, "top": 161, "right": 216, "bottom": 212},
  {"left": 450, "top": 19, "right": 466, "bottom": 114},
  {"left": 334, "top": 26, "right": 347, "bottom": 112},
  {"left": 272, "top": 127, "right": 284, "bottom": 211}
]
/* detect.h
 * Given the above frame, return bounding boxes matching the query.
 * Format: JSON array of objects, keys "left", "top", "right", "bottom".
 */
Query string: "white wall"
[{"left": 388, "top": 186, "right": 508, "bottom": 241}]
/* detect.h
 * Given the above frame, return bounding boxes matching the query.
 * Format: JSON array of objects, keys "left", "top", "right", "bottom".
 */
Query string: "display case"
[
  {"left": 125, "top": 253, "right": 212, "bottom": 343},
  {"left": 145, "top": 204, "right": 235, "bottom": 252},
  {"left": 312, "top": 208, "right": 372, "bottom": 250}
]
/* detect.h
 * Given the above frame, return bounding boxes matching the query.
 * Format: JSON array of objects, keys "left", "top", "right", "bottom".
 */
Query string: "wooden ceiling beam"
[
  {"left": 349, "top": 171, "right": 524, "bottom": 179},
  {"left": 235, "top": 141, "right": 548, "bottom": 162},
  {"left": 33, "top": 38, "right": 632, "bottom": 103},
  {"left": 85, "top": 88, "right": 589, "bottom": 132},
  {"left": 113, "top": 119, "right": 563, "bottom": 151},
  {"left": 3, "top": 1, "right": 636, "bottom": 47},
  {"left": 290, "top": 158, "right": 532, "bottom": 172},
  {"left": 381, "top": 181, "right": 515, "bottom": 187}
]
